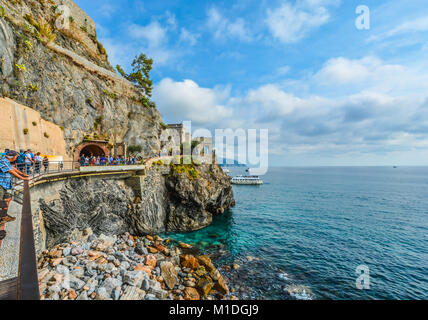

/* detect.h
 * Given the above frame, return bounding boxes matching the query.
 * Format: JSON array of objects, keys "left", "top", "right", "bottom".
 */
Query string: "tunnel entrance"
[
  {"left": 79, "top": 145, "right": 105, "bottom": 158},
  {"left": 74, "top": 141, "right": 110, "bottom": 162}
]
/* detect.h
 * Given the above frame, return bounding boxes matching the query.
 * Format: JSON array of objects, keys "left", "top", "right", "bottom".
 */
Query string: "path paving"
[{"left": 0, "top": 201, "right": 22, "bottom": 282}]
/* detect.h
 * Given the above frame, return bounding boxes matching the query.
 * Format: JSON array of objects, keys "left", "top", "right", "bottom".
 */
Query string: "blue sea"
[{"left": 165, "top": 167, "right": 428, "bottom": 300}]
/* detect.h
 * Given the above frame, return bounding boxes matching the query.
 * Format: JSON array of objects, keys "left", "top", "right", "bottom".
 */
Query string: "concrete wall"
[
  {"left": 28, "top": 171, "right": 140, "bottom": 253},
  {"left": 0, "top": 98, "right": 69, "bottom": 159}
]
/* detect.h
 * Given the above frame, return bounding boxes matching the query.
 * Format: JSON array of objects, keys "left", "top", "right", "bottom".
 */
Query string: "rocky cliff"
[
  {"left": 0, "top": 0, "right": 162, "bottom": 158},
  {"left": 0, "top": 0, "right": 236, "bottom": 248},
  {"left": 35, "top": 164, "right": 235, "bottom": 250}
]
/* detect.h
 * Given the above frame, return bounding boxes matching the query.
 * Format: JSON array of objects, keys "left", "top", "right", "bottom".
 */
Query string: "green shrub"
[
  {"left": 23, "top": 128, "right": 29, "bottom": 135},
  {"left": 32, "top": 121, "right": 37, "bottom": 126},
  {"left": 104, "top": 89, "right": 117, "bottom": 99},
  {"left": 28, "top": 83, "right": 39, "bottom": 92},
  {"left": 153, "top": 160, "right": 164, "bottom": 166},
  {"left": 128, "top": 145, "right": 143, "bottom": 153},
  {"left": 170, "top": 163, "right": 199, "bottom": 179},
  {"left": 38, "top": 20, "right": 56, "bottom": 44},
  {"left": 44, "top": 132, "right": 49, "bottom": 138},
  {"left": 80, "top": 25, "right": 87, "bottom": 33},
  {"left": 24, "top": 40, "right": 33, "bottom": 52},
  {"left": 15, "top": 64, "right": 27, "bottom": 73},
  {"left": 97, "top": 41, "right": 107, "bottom": 55},
  {"left": 188, "top": 167, "right": 199, "bottom": 179},
  {"left": 24, "top": 14, "right": 56, "bottom": 44},
  {"left": 68, "top": 16, "right": 74, "bottom": 23},
  {"left": 59, "top": 125, "right": 64, "bottom": 131},
  {"left": 0, "top": 5, "right": 5, "bottom": 18},
  {"left": 23, "top": 14, "right": 37, "bottom": 28}
]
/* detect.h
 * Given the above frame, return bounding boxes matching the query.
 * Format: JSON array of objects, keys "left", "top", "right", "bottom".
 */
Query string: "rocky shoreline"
[{"left": 37, "top": 228, "right": 236, "bottom": 300}]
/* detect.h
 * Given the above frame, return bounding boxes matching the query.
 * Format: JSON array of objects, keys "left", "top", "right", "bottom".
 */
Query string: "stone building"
[
  {"left": 167, "top": 124, "right": 192, "bottom": 147},
  {"left": 194, "top": 137, "right": 213, "bottom": 156}
]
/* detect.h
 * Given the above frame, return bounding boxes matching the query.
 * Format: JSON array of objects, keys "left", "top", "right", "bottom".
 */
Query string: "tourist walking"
[
  {"left": 0, "top": 150, "right": 30, "bottom": 239},
  {"left": 34, "top": 152, "right": 43, "bottom": 174},
  {"left": 24, "top": 150, "right": 34, "bottom": 175},
  {"left": 79, "top": 155, "right": 86, "bottom": 167},
  {"left": 43, "top": 156, "right": 49, "bottom": 173},
  {"left": 16, "top": 149, "right": 26, "bottom": 172}
]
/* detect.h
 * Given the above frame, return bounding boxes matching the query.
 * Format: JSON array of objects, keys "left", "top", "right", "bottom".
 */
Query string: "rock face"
[
  {"left": 0, "top": 1, "right": 162, "bottom": 158},
  {"left": 35, "top": 164, "right": 234, "bottom": 249},
  {"left": 164, "top": 164, "right": 235, "bottom": 232},
  {"left": 0, "top": 1, "right": 236, "bottom": 258}
]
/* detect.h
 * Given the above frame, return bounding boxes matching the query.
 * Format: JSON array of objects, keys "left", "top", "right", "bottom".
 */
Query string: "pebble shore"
[{"left": 37, "top": 228, "right": 236, "bottom": 300}]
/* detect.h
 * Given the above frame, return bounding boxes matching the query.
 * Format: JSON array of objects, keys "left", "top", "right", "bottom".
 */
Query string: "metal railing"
[
  {"left": 11, "top": 162, "right": 80, "bottom": 204},
  {"left": 17, "top": 181, "right": 40, "bottom": 300},
  {"left": 15, "top": 161, "right": 79, "bottom": 178},
  {"left": 11, "top": 160, "right": 148, "bottom": 203}
]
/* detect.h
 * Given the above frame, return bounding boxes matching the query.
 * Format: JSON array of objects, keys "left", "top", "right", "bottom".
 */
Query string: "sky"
[{"left": 74, "top": 0, "right": 428, "bottom": 166}]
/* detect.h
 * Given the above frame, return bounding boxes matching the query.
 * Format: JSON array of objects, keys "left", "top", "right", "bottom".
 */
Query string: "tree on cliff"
[{"left": 116, "top": 53, "right": 155, "bottom": 108}]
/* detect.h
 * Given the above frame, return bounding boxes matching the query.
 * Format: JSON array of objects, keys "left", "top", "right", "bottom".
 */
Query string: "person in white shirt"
[
  {"left": 34, "top": 152, "right": 43, "bottom": 174},
  {"left": 24, "top": 151, "right": 34, "bottom": 175}
]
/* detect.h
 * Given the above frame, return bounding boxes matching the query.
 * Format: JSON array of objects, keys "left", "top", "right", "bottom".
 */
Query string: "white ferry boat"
[{"left": 231, "top": 175, "right": 263, "bottom": 185}]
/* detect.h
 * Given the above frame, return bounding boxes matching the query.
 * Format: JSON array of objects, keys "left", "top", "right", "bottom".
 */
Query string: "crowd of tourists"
[
  {"left": 1, "top": 148, "right": 52, "bottom": 175},
  {"left": 78, "top": 154, "right": 139, "bottom": 167}
]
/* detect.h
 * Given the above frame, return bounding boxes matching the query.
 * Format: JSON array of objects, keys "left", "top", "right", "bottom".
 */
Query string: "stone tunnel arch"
[
  {"left": 74, "top": 141, "right": 109, "bottom": 162},
  {"left": 80, "top": 145, "right": 105, "bottom": 157}
]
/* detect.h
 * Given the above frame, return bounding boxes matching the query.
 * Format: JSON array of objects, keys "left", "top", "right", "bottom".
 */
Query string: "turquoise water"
[{"left": 165, "top": 167, "right": 428, "bottom": 300}]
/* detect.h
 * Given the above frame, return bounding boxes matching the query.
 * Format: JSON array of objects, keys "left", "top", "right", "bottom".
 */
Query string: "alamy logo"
[
  {"left": 55, "top": 5, "right": 71, "bottom": 31},
  {"left": 355, "top": 265, "right": 370, "bottom": 290},
  {"left": 355, "top": 5, "right": 370, "bottom": 30}
]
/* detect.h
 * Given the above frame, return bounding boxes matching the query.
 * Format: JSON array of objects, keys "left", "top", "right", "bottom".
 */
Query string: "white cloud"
[
  {"left": 153, "top": 78, "right": 233, "bottom": 125},
  {"left": 277, "top": 66, "right": 290, "bottom": 75},
  {"left": 207, "top": 8, "right": 253, "bottom": 42},
  {"left": 151, "top": 54, "right": 428, "bottom": 165},
  {"left": 313, "top": 56, "right": 428, "bottom": 96},
  {"left": 165, "top": 11, "right": 178, "bottom": 30},
  {"left": 129, "top": 21, "right": 168, "bottom": 48},
  {"left": 370, "top": 16, "right": 428, "bottom": 42},
  {"left": 126, "top": 18, "right": 179, "bottom": 65},
  {"left": 388, "top": 16, "right": 428, "bottom": 35},
  {"left": 314, "top": 56, "right": 377, "bottom": 84},
  {"left": 179, "top": 28, "right": 199, "bottom": 46},
  {"left": 266, "top": 0, "right": 337, "bottom": 43},
  {"left": 99, "top": 3, "right": 117, "bottom": 18}
]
